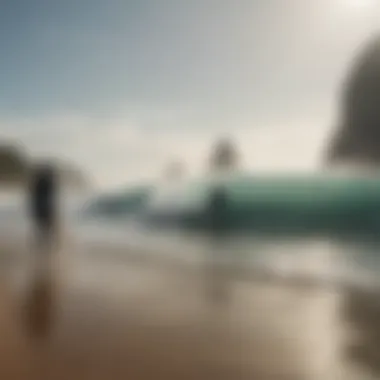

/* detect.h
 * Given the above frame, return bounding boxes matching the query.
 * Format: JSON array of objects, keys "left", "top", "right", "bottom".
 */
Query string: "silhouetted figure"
[
  {"left": 326, "top": 35, "right": 380, "bottom": 165},
  {"left": 25, "top": 164, "right": 58, "bottom": 340},
  {"left": 29, "top": 164, "right": 58, "bottom": 255}
]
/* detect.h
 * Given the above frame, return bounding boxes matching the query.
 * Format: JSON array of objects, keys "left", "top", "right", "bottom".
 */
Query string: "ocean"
[{"left": 1, "top": 190, "right": 379, "bottom": 294}]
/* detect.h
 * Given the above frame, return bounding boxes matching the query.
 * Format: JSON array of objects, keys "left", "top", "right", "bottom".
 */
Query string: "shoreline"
[{"left": 0, "top": 235, "right": 379, "bottom": 379}]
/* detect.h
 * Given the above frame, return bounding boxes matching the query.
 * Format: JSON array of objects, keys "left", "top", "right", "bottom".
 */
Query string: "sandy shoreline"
[{"left": 0, "top": 237, "right": 379, "bottom": 379}]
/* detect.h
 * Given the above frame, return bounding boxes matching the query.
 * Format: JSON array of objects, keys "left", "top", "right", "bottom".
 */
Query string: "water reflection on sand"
[{"left": 1, "top": 235, "right": 380, "bottom": 379}]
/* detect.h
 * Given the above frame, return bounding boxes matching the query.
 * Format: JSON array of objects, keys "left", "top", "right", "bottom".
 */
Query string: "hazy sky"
[{"left": 0, "top": 0, "right": 379, "bottom": 188}]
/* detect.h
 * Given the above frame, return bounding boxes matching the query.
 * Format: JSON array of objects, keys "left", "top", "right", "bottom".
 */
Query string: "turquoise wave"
[{"left": 81, "top": 174, "right": 380, "bottom": 237}]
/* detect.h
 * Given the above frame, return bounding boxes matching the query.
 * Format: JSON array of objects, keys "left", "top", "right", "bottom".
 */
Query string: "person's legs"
[
  {"left": 34, "top": 217, "right": 56, "bottom": 268},
  {"left": 26, "top": 219, "right": 55, "bottom": 340}
]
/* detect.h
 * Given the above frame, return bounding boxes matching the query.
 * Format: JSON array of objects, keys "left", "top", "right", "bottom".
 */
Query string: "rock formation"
[
  {"left": 163, "top": 160, "right": 185, "bottom": 181},
  {"left": 0, "top": 144, "right": 28, "bottom": 185},
  {"left": 209, "top": 137, "right": 239, "bottom": 173},
  {"left": 326, "top": 35, "right": 380, "bottom": 166},
  {"left": 0, "top": 142, "right": 88, "bottom": 189}
]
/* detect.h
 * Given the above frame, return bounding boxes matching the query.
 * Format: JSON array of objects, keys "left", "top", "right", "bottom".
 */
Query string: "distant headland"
[{"left": 0, "top": 143, "right": 88, "bottom": 190}]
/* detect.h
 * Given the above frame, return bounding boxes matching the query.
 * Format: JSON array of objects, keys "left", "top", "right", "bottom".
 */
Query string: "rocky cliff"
[
  {"left": 0, "top": 143, "right": 88, "bottom": 189},
  {"left": 326, "top": 35, "right": 380, "bottom": 165}
]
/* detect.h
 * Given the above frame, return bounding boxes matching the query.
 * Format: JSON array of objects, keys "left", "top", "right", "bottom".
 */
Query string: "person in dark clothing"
[
  {"left": 26, "top": 164, "right": 58, "bottom": 339},
  {"left": 29, "top": 164, "right": 58, "bottom": 253}
]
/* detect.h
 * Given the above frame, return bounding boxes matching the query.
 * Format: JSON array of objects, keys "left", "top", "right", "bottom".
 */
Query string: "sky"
[{"left": 0, "top": 0, "right": 379, "bottom": 188}]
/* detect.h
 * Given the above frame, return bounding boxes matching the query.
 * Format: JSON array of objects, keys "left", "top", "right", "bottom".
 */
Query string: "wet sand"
[{"left": 0, "top": 240, "right": 379, "bottom": 379}]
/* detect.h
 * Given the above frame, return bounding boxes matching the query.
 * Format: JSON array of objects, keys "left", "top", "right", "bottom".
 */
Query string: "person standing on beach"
[
  {"left": 29, "top": 164, "right": 58, "bottom": 256},
  {"left": 25, "top": 164, "right": 58, "bottom": 339}
]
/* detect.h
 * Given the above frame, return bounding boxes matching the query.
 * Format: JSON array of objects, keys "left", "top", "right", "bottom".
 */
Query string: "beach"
[{"left": 0, "top": 232, "right": 379, "bottom": 380}]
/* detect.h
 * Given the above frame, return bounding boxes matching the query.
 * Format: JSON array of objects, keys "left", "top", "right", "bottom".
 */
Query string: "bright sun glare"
[{"left": 345, "top": 0, "right": 375, "bottom": 8}]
